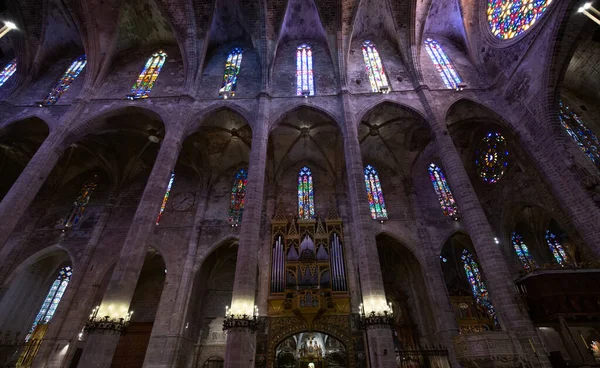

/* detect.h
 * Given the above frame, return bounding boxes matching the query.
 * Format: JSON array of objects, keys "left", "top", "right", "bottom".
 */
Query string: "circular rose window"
[
  {"left": 475, "top": 132, "right": 509, "bottom": 184},
  {"left": 487, "top": 0, "right": 553, "bottom": 40}
]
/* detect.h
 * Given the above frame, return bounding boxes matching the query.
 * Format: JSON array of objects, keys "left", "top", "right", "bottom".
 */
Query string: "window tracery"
[
  {"left": 364, "top": 165, "right": 388, "bottom": 220},
  {"left": 461, "top": 249, "right": 499, "bottom": 328},
  {"left": 64, "top": 177, "right": 97, "bottom": 228},
  {"left": 228, "top": 169, "right": 248, "bottom": 226},
  {"left": 298, "top": 167, "right": 315, "bottom": 219},
  {"left": 428, "top": 163, "right": 458, "bottom": 218},
  {"left": 475, "top": 132, "right": 509, "bottom": 184},
  {"left": 361, "top": 40, "right": 389, "bottom": 93},
  {"left": 219, "top": 48, "right": 243, "bottom": 98},
  {"left": 545, "top": 230, "right": 570, "bottom": 266},
  {"left": 559, "top": 101, "right": 600, "bottom": 170},
  {"left": 487, "top": 0, "right": 553, "bottom": 39},
  {"left": 296, "top": 44, "right": 314, "bottom": 96},
  {"left": 43, "top": 55, "right": 86, "bottom": 105},
  {"left": 0, "top": 58, "right": 16, "bottom": 87},
  {"left": 156, "top": 173, "right": 175, "bottom": 225},
  {"left": 128, "top": 50, "right": 167, "bottom": 100},
  {"left": 511, "top": 232, "right": 537, "bottom": 270},
  {"left": 424, "top": 39, "right": 463, "bottom": 90}
]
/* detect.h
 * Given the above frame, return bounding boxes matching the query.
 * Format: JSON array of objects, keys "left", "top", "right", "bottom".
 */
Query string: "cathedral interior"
[{"left": 0, "top": 0, "right": 599, "bottom": 367}]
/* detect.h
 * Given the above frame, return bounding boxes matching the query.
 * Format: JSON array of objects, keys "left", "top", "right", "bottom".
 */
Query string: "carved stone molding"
[{"left": 453, "top": 332, "right": 527, "bottom": 368}]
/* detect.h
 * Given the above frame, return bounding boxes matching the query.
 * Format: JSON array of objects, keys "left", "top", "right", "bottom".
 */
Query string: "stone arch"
[
  {"left": 183, "top": 104, "right": 254, "bottom": 139},
  {"left": 196, "top": 235, "right": 240, "bottom": 267},
  {"left": 355, "top": 99, "right": 429, "bottom": 131},
  {"left": 1, "top": 245, "right": 74, "bottom": 289},
  {"left": 269, "top": 102, "right": 343, "bottom": 133}
]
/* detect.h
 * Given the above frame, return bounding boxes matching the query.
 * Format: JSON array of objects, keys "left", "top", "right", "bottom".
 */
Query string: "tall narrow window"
[
  {"left": 228, "top": 169, "right": 248, "bottom": 226},
  {"left": 511, "top": 232, "right": 537, "bottom": 270},
  {"left": 461, "top": 249, "right": 499, "bottom": 328},
  {"left": 296, "top": 44, "right": 314, "bottom": 96},
  {"left": 26, "top": 266, "right": 72, "bottom": 341},
  {"left": 127, "top": 50, "right": 167, "bottom": 100},
  {"left": 298, "top": 167, "right": 315, "bottom": 219},
  {"left": 64, "top": 177, "right": 97, "bottom": 228},
  {"left": 362, "top": 40, "right": 390, "bottom": 93},
  {"left": 0, "top": 58, "right": 16, "bottom": 87},
  {"left": 428, "top": 163, "right": 458, "bottom": 218},
  {"left": 545, "top": 230, "right": 570, "bottom": 266},
  {"left": 156, "top": 173, "right": 175, "bottom": 225},
  {"left": 364, "top": 165, "right": 388, "bottom": 220},
  {"left": 43, "top": 55, "right": 86, "bottom": 105},
  {"left": 220, "top": 48, "right": 243, "bottom": 98},
  {"left": 475, "top": 132, "right": 509, "bottom": 184},
  {"left": 559, "top": 101, "right": 600, "bottom": 170},
  {"left": 424, "top": 39, "right": 463, "bottom": 90}
]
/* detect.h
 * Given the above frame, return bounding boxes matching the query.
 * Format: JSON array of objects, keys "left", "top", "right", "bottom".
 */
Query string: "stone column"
[
  {"left": 142, "top": 188, "right": 209, "bottom": 368},
  {"left": 0, "top": 128, "right": 66, "bottom": 266},
  {"left": 32, "top": 195, "right": 117, "bottom": 368},
  {"left": 257, "top": 191, "right": 276, "bottom": 315},
  {"left": 340, "top": 92, "right": 396, "bottom": 368},
  {"left": 77, "top": 132, "right": 183, "bottom": 368},
  {"left": 417, "top": 88, "right": 550, "bottom": 366},
  {"left": 224, "top": 96, "right": 269, "bottom": 368},
  {"left": 555, "top": 317, "right": 588, "bottom": 364}
]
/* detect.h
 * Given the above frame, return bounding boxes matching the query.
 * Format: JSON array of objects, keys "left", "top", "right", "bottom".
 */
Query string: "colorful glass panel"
[
  {"left": 511, "top": 232, "right": 537, "bottom": 270},
  {"left": 461, "top": 249, "right": 499, "bottom": 328},
  {"left": 0, "top": 59, "right": 16, "bottom": 87},
  {"left": 296, "top": 44, "right": 314, "bottom": 96},
  {"left": 475, "top": 132, "right": 509, "bottom": 184},
  {"left": 487, "top": 0, "right": 553, "bottom": 40},
  {"left": 298, "top": 167, "right": 315, "bottom": 219},
  {"left": 545, "top": 230, "right": 570, "bottom": 265},
  {"left": 219, "top": 48, "right": 243, "bottom": 97},
  {"left": 428, "top": 163, "right": 459, "bottom": 217},
  {"left": 26, "top": 266, "right": 72, "bottom": 341},
  {"left": 228, "top": 169, "right": 248, "bottom": 225},
  {"left": 42, "top": 55, "right": 86, "bottom": 105},
  {"left": 559, "top": 101, "right": 600, "bottom": 170},
  {"left": 364, "top": 165, "right": 388, "bottom": 220},
  {"left": 64, "top": 178, "right": 97, "bottom": 228},
  {"left": 361, "top": 41, "right": 389, "bottom": 93},
  {"left": 156, "top": 173, "right": 175, "bottom": 225},
  {"left": 424, "top": 39, "right": 463, "bottom": 90},
  {"left": 128, "top": 50, "right": 167, "bottom": 99}
]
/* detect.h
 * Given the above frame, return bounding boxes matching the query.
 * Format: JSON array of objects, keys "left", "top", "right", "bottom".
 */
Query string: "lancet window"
[
  {"left": 364, "top": 165, "right": 387, "bottom": 220},
  {"left": 26, "top": 266, "right": 72, "bottom": 341},
  {"left": 545, "top": 230, "right": 570, "bottom": 266},
  {"left": 361, "top": 40, "right": 389, "bottom": 93},
  {"left": 511, "top": 232, "right": 537, "bottom": 270},
  {"left": 428, "top": 163, "right": 458, "bottom": 218},
  {"left": 296, "top": 44, "right": 314, "bottom": 96},
  {"left": 461, "top": 249, "right": 499, "bottom": 328},
  {"left": 219, "top": 48, "right": 243, "bottom": 98},
  {"left": 228, "top": 169, "right": 248, "bottom": 226},
  {"left": 559, "top": 101, "right": 600, "bottom": 170},
  {"left": 64, "top": 178, "right": 97, "bottom": 228},
  {"left": 43, "top": 55, "right": 86, "bottom": 105},
  {"left": 424, "top": 38, "right": 463, "bottom": 90},
  {"left": 127, "top": 50, "right": 167, "bottom": 100},
  {"left": 488, "top": 0, "right": 553, "bottom": 40},
  {"left": 475, "top": 132, "right": 509, "bottom": 184},
  {"left": 298, "top": 167, "right": 315, "bottom": 219},
  {"left": 156, "top": 173, "right": 175, "bottom": 225},
  {"left": 0, "top": 59, "right": 16, "bottom": 87}
]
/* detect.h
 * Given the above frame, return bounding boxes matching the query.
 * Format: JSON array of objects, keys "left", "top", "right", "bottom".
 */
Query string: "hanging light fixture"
[
  {"left": 0, "top": 22, "right": 17, "bottom": 39},
  {"left": 579, "top": 2, "right": 600, "bottom": 25}
]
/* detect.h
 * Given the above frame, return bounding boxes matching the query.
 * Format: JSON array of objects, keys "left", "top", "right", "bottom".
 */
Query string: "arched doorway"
[
  {"left": 275, "top": 332, "right": 347, "bottom": 368},
  {"left": 202, "top": 356, "right": 224, "bottom": 368}
]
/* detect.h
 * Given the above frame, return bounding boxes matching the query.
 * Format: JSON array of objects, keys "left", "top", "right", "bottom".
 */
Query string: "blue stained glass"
[
  {"left": 298, "top": 167, "right": 315, "bottom": 219},
  {"left": 488, "top": 0, "right": 553, "bottom": 40},
  {"left": 511, "top": 232, "right": 537, "bottom": 270},
  {"left": 361, "top": 41, "right": 389, "bottom": 93},
  {"left": 43, "top": 55, "right": 87, "bottom": 105},
  {"left": 364, "top": 165, "right": 388, "bottom": 220},
  {"left": 228, "top": 169, "right": 248, "bottom": 225},
  {"left": 156, "top": 173, "right": 175, "bottom": 225},
  {"left": 296, "top": 45, "right": 314, "bottom": 96},
  {"left": 424, "top": 39, "right": 463, "bottom": 90},
  {"left": 461, "top": 249, "right": 499, "bottom": 328},
  {"left": 545, "top": 230, "right": 570, "bottom": 266},
  {"left": 0, "top": 59, "right": 16, "bottom": 87},
  {"left": 219, "top": 48, "right": 243, "bottom": 97},
  {"left": 475, "top": 132, "right": 509, "bottom": 184},
  {"left": 64, "top": 178, "right": 97, "bottom": 228},
  {"left": 559, "top": 101, "right": 600, "bottom": 170},
  {"left": 128, "top": 50, "right": 167, "bottom": 99},
  {"left": 428, "top": 163, "right": 458, "bottom": 217}
]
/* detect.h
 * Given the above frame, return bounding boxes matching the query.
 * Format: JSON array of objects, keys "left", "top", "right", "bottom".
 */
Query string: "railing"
[{"left": 396, "top": 348, "right": 450, "bottom": 368}]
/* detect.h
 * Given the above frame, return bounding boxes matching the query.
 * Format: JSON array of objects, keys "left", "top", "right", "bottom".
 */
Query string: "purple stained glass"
[
  {"left": 128, "top": 50, "right": 167, "bottom": 99},
  {"left": 461, "top": 249, "right": 500, "bottom": 328},
  {"left": 156, "top": 173, "right": 175, "bottom": 225},
  {"left": 424, "top": 38, "right": 462, "bottom": 90},
  {"left": 296, "top": 45, "right": 314, "bottom": 96},
  {"left": 0, "top": 59, "right": 16, "bottom": 87},
  {"left": 475, "top": 132, "right": 509, "bottom": 184},
  {"left": 362, "top": 41, "right": 389, "bottom": 93},
  {"left": 298, "top": 167, "right": 314, "bottom": 219},
  {"left": 545, "top": 230, "right": 570, "bottom": 266},
  {"left": 364, "top": 165, "right": 388, "bottom": 220},
  {"left": 428, "top": 163, "right": 458, "bottom": 217},
  {"left": 43, "top": 55, "right": 86, "bottom": 105},
  {"left": 511, "top": 232, "right": 537, "bottom": 270},
  {"left": 228, "top": 169, "right": 248, "bottom": 225},
  {"left": 559, "top": 101, "right": 600, "bottom": 170}
]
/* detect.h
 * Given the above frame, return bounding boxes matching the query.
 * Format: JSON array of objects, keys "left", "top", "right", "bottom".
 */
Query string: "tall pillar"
[
  {"left": 77, "top": 132, "right": 183, "bottom": 368},
  {"left": 0, "top": 128, "right": 66, "bottom": 269},
  {"left": 340, "top": 91, "right": 396, "bottom": 368},
  {"left": 32, "top": 195, "right": 117, "bottom": 368},
  {"left": 417, "top": 88, "right": 550, "bottom": 366},
  {"left": 224, "top": 96, "right": 269, "bottom": 368}
]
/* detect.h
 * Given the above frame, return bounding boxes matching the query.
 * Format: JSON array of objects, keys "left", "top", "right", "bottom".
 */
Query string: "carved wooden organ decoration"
[{"left": 268, "top": 206, "right": 350, "bottom": 315}]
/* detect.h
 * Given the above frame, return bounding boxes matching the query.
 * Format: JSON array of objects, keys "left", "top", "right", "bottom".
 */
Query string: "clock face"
[{"left": 170, "top": 192, "right": 195, "bottom": 212}]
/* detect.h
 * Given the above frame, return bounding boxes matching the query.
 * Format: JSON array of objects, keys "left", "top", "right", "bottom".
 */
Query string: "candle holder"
[
  {"left": 359, "top": 302, "right": 395, "bottom": 329},
  {"left": 83, "top": 306, "right": 133, "bottom": 335},
  {"left": 222, "top": 305, "right": 260, "bottom": 332}
]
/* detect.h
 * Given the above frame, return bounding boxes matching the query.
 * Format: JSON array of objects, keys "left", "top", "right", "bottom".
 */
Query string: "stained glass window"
[
  {"left": 0, "top": 58, "right": 16, "bottom": 87},
  {"left": 228, "top": 169, "right": 248, "bottom": 226},
  {"left": 545, "top": 230, "right": 570, "bottom": 265},
  {"left": 487, "top": 0, "right": 553, "bottom": 39},
  {"left": 559, "top": 101, "right": 600, "bottom": 170},
  {"left": 127, "top": 50, "right": 167, "bottom": 100},
  {"left": 156, "top": 173, "right": 175, "bottom": 225},
  {"left": 42, "top": 55, "right": 86, "bottom": 105},
  {"left": 364, "top": 165, "right": 388, "bottom": 220},
  {"left": 64, "top": 177, "right": 97, "bottom": 228},
  {"left": 361, "top": 41, "right": 390, "bottom": 93},
  {"left": 26, "top": 266, "right": 72, "bottom": 341},
  {"left": 219, "top": 48, "right": 243, "bottom": 98},
  {"left": 461, "top": 249, "right": 499, "bottom": 328},
  {"left": 424, "top": 39, "right": 463, "bottom": 90},
  {"left": 475, "top": 132, "right": 509, "bottom": 184},
  {"left": 511, "top": 232, "right": 537, "bottom": 270},
  {"left": 298, "top": 167, "right": 315, "bottom": 219},
  {"left": 428, "top": 163, "right": 459, "bottom": 218},
  {"left": 296, "top": 44, "right": 314, "bottom": 96}
]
